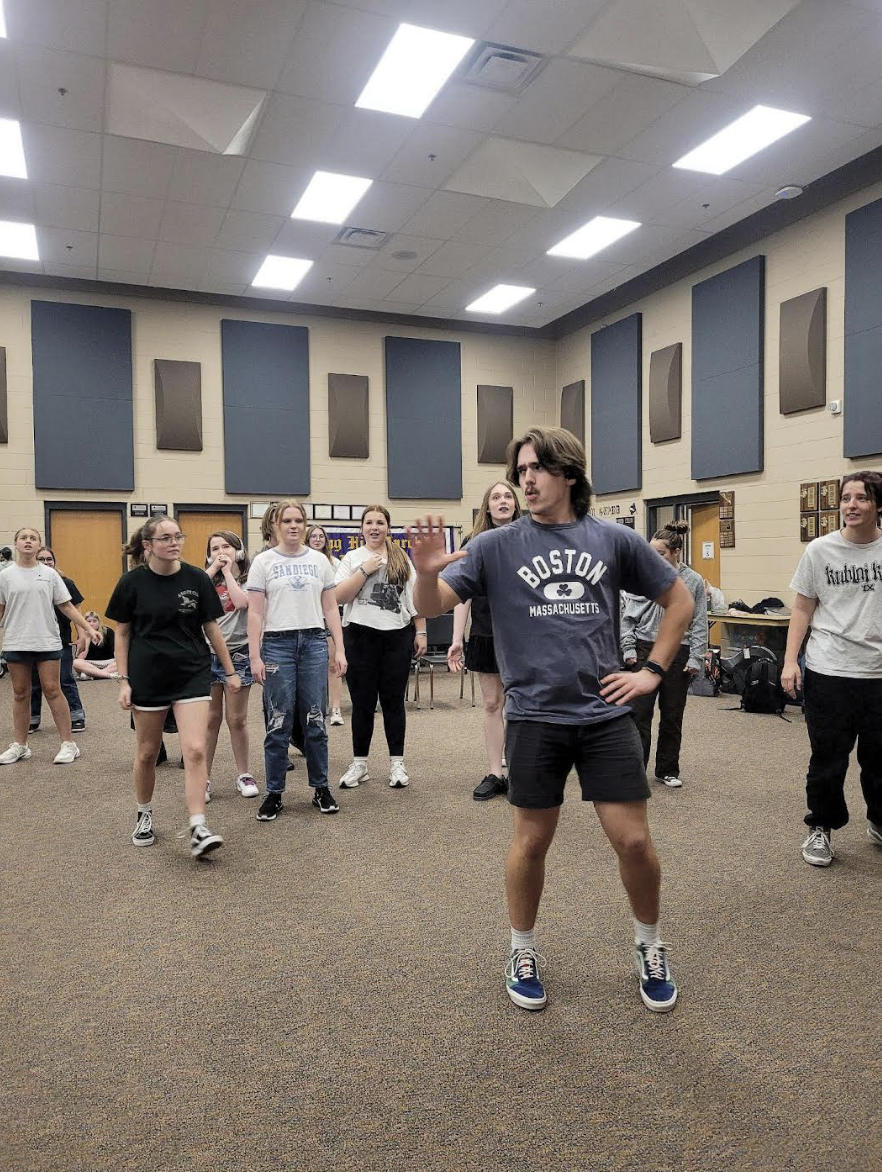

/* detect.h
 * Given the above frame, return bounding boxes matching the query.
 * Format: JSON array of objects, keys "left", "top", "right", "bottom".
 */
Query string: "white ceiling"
[{"left": 0, "top": 0, "right": 881, "bottom": 327}]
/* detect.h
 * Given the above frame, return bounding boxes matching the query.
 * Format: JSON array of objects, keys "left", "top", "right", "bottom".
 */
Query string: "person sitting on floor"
[{"left": 73, "top": 611, "right": 118, "bottom": 679}]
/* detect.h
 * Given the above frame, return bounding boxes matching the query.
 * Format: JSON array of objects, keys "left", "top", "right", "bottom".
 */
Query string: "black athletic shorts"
[{"left": 505, "top": 714, "right": 650, "bottom": 809}]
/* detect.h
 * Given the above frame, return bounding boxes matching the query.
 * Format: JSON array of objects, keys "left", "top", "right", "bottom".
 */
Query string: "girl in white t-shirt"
[
  {"left": 204, "top": 530, "right": 257, "bottom": 803},
  {"left": 247, "top": 500, "right": 347, "bottom": 822},
  {"left": 784, "top": 471, "right": 882, "bottom": 867},
  {"left": 334, "top": 505, "right": 426, "bottom": 790},
  {"left": 0, "top": 526, "right": 100, "bottom": 766},
  {"left": 308, "top": 524, "right": 345, "bottom": 727}
]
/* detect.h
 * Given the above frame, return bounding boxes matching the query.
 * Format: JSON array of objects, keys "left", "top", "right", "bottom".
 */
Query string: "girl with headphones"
[{"left": 204, "top": 530, "right": 257, "bottom": 801}]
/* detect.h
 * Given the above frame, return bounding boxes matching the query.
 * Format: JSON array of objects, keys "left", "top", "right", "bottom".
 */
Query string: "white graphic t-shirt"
[
  {"left": 791, "top": 529, "right": 882, "bottom": 678},
  {"left": 441, "top": 515, "right": 676, "bottom": 724},
  {"left": 246, "top": 548, "right": 336, "bottom": 632},
  {"left": 335, "top": 545, "right": 416, "bottom": 631}
]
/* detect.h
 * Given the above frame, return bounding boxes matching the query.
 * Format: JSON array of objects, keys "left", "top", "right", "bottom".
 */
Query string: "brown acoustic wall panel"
[
  {"left": 154, "top": 359, "right": 202, "bottom": 450},
  {"left": 477, "top": 384, "right": 513, "bottom": 464},
  {"left": 328, "top": 373, "right": 369, "bottom": 458},
  {"left": 780, "top": 287, "right": 826, "bottom": 414},
  {"left": 648, "top": 342, "right": 682, "bottom": 443},
  {"left": 0, "top": 346, "right": 7, "bottom": 443},
  {"left": 560, "top": 380, "right": 585, "bottom": 443}
]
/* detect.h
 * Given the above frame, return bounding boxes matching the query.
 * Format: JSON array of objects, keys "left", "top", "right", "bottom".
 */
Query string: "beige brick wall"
[
  {"left": 0, "top": 287, "right": 556, "bottom": 552},
  {"left": 556, "top": 177, "right": 882, "bottom": 606}
]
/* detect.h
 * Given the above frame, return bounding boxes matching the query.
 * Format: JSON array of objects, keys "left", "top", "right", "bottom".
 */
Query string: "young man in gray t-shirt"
[{"left": 409, "top": 427, "right": 693, "bottom": 1014}]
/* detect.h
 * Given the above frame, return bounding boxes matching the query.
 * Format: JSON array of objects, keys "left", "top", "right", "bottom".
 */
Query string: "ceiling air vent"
[
  {"left": 334, "top": 227, "right": 390, "bottom": 250},
  {"left": 461, "top": 43, "right": 546, "bottom": 94}
]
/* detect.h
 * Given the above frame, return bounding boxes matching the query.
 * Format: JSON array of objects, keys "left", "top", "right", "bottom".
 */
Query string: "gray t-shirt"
[
  {"left": 790, "top": 529, "right": 882, "bottom": 678},
  {"left": 0, "top": 564, "right": 71, "bottom": 651},
  {"left": 441, "top": 515, "right": 677, "bottom": 724}
]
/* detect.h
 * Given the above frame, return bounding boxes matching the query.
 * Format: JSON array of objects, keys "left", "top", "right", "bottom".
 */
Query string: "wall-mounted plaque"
[
  {"left": 800, "top": 481, "right": 819, "bottom": 512},
  {"left": 149, "top": 504, "right": 168, "bottom": 516},
  {"left": 719, "top": 491, "right": 735, "bottom": 520},
  {"left": 616, "top": 516, "right": 636, "bottom": 528},
  {"left": 819, "top": 510, "right": 840, "bottom": 536},
  {"left": 720, "top": 519, "right": 735, "bottom": 548},
  {"left": 820, "top": 479, "right": 840, "bottom": 509},
  {"left": 800, "top": 513, "right": 819, "bottom": 542}
]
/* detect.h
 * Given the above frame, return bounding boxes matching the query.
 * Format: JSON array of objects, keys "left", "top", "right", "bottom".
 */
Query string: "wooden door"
[
  {"left": 689, "top": 502, "right": 720, "bottom": 588},
  {"left": 47, "top": 509, "right": 125, "bottom": 624},
  {"left": 175, "top": 510, "right": 245, "bottom": 570}
]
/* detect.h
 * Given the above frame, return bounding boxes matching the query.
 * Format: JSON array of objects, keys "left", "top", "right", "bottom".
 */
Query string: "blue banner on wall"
[{"left": 318, "top": 526, "right": 458, "bottom": 560}]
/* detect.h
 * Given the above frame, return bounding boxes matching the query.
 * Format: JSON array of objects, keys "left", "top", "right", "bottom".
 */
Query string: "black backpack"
[{"left": 739, "top": 656, "right": 787, "bottom": 717}]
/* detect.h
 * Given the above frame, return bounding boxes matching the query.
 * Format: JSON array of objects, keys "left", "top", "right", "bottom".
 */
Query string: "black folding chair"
[{"left": 411, "top": 613, "right": 454, "bottom": 709}]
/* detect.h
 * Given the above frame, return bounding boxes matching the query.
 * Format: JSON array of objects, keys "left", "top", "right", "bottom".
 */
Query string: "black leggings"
[{"left": 343, "top": 622, "right": 413, "bottom": 757}]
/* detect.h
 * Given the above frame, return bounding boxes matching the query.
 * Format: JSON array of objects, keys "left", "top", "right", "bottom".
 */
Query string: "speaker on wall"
[
  {"left": 560, "top": 380, "right": 585, "bottom": 443},
  {"left": 154, "top": 359, "right": 202, "bottom": 451},
  {"left": 779, "top": 288, "right": 826, "bottom": 414},
  {"left": 328, "top": 373, "right": 369, "bottom": 459},
  {"left": 0, "top": 346, "right": 7, "bottom": 444},
  {"left": 477, "top": 384, "right": 513, "bottom": 464},
  {"left": 648, "top": 343, "right": 682, "bottom": 443}
]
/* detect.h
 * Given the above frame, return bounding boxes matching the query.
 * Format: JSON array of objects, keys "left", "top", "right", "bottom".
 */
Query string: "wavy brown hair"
[
  {"left": 506, "top": 427, "right": 592, "bottom": 519},
  {"left": 467, "top": 482, "right": 522, "bottom": 541},
  {"left": 205, "top": 529, "right": 250, "bottom": 583},
  {"left": 360, "top": 505, "right": 411, "bottom": 588}
]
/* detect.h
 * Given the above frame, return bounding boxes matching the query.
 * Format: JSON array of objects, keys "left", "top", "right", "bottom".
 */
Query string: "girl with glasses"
[{"left": 107, "top": 517, "right": 241, "bottom": 858}]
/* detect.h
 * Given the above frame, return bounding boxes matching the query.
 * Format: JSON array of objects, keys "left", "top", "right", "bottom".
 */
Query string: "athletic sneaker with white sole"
[
  {"left": 329, "top": 708, "right": 344, "bottom": 726},
  {"left": 634, "top": 941, "right": 678, "bottom": 1012},
  {"left": 53, "top": 741, "right": 81, "bottom": 764},
  {"left": 236, "top": 773, "right": 259, "bottom": 798},
  {"left": 190, "top": 823, "right": 223, "bottom": 857},
  {"left": 132, "top": 810, "right": 155, "bottom": 847},
  {"left": 339, "top": 760, "right": 369, "bottom": 789},
  {"left": 802, "top": 825, "right": 834, "bottom": 866},
  {"left": 505, "top": 947, "right": 548, "bottom": 1010},
  {"left": 867, "top": 820, "right": 882, "bottom": 847},
  {"left": 389, "top": 762, "right": 409, "bottom": 788},
  {"left": 656, "top": 774, "right": 683, "bottom": 788},
  {"left": 0, "top": 741, "right": 32, "bottom": 765}
]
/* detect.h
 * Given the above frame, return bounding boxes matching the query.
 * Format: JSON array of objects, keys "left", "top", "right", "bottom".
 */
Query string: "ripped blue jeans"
[{"left": 261, "top": 629, "right": 328, "bottom": 793}]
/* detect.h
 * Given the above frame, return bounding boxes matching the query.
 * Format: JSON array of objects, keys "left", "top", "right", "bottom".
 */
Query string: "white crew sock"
[
  {"left": 390, "top": 756, "right": 405, "bottom": 767},
  {"left": 354, "top": 756, "right": 367, "bottom": 766},
  {"left": 137, "top": 802, "right": 152, "bottom": 814},
  {"left": 634, "top": 918, "right": 660, "bottom": 948},
  {"left": 189, "top": 813, "right": 206, "bottom": 829},
  {"left": 510, "top": 927, "right": 536, "bottom": 953}
]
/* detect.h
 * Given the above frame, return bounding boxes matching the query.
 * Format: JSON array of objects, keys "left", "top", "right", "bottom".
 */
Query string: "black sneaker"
[
  {"left": 131, "top": 810, "right": 155, "bottom": 847},
  {"left": 257, "top": 791, "right": 283, "bottom": 821},
  {"left": 473, "top": 774, "right": 508, "bottom": 801},
  {"left": 28, "top": 720, "right": 40, "bottom": 734},
  {"left": 71, "top": 718, "right": 86, "bottom": 732},
  {"left": 312, "top": 786, "right": 339, "bottom": 814},
  {"left": 190, "top": 822, "right": 223, "bottom": 858}
]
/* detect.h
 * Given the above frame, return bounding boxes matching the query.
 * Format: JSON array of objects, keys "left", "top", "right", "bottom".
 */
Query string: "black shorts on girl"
[
  {"left": 505, "top": 714, "right": 650, "bottom": 809},
  {"left": 2, "top": 648, "right": 63, "bottom": 663}
]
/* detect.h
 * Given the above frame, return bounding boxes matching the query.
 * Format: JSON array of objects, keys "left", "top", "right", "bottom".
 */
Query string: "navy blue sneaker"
[
  {"left": 505, "top": 947, "right": 547, "bottom": 1011},
  {"left": 634, "top": 941, "right": 677, "bottom": 1012}
]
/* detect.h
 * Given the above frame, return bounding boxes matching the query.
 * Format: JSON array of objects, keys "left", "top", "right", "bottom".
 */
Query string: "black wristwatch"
[{"left": 642, "top": 660, "right": 667, "bottom": 679}]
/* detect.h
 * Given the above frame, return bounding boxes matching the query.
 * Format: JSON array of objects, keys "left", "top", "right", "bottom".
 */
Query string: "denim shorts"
[
  {"left": 210, "top": 647, "right": 253, "bottom": 687},
  {"left": 3, "top": 648, "right": 64, "bottom": 663}
]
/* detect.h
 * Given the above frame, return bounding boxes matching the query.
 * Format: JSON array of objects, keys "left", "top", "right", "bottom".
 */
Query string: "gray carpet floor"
[{"left": 2, "top": 674, "right": 880, "bottom": 1172}]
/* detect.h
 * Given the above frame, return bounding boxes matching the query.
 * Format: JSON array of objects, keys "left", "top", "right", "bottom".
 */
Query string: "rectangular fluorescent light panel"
[
  {"left": 0, "top": 118, "right": 27, "bottom": 178},
  {"left": 251, "top": 255, "right": 313, "bottom": 292},
  {"left": 547, "top": 216, "right": 640, "bottom": 260},
  {"left": 356, "top": 23, "right": 474, "bottom": 118},
  {"left": 466, "top": 284, "right": 535, "bottom": 315},
  {"left": 673, "top": 105, "right": 811, "bottom": 175},
  {"left": 0, "top": 220, "right": 39, "bottom": 260},
  {"left": 291, "top": 171, "right": 372, "bottom": 225}
]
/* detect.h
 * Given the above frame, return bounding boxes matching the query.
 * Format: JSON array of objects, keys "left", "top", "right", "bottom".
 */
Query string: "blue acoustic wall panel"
[
  {"left": 590, "top": 313, "right": 642, "bottom": 495},
  {"left": 691, "top": 255, "right": 765, "bottom": 480},
  {"left": 845, "top": 195, "right": 882, "bottom": 457},
  {"left": 31, "top": 300, "right": 134, "bottom": 490},
  {"left": 385, "top": 336, "right": 462, "bottom": 499},
  {"left": 221, "top": 319, "right": 310, "bottom": 495}
]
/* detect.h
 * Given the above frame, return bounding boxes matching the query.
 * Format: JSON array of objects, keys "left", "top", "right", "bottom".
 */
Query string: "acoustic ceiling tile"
[
  {"left": 444, "top": 138, "right": 601, "bottom": 207},
  {"left": 400, "top": 189, "right": 489, "bottom": 239},
  {"left": 108, "top": 0, "right": 209, "bottom": 74},
  {"left": 230, "top": 159, "right": 305, "bottom": 216},
  {"left": 195, "top": 0, "right": 308, "bottom": 89},
  {"left": 314, "top": 108, "right": 412, "bottom": 180},
  {"left": 22, "top": 124, "right": 102, "bottom": 189},
  {"left": 158, "top": 201, "right": 227, "bottom": 246},
  {"left": 381, "top": 124, "right": 483, "bottom": 189},
  {"left": 36, "top": 226, "right": 99, "bottom": 266},
  {"left": 276, "top": 1, "right": 397, "bottom": 105},
  {"left": 99, "top": 192, "right": 165, "bottom": 239},
  {"left": 98, "top": 233, "right": 157, "bottom": 272},
  {"left": 101, "top": 134, "right": 177, "bottom": 198},
  {"left": 16, "top": 45, "right": 106, "bottom": 133},
  {"left": 484, "top": 0, "right": 609, "bottom": 55},
  {"left": 216, "top": 209, "right": 286, "bottom": 253},
  {"left": 423, "top": 82, "right": 517, "bottom": 134},
  {"left": 166, "top": 152, "right": 246, "bottom": 207},
  {"left": 492, "top": 58, "right": 620, "bottom": 145},
  {"left": 556, "top": 74, "right": 688, "bottom": 156},
  {"left": 249, "top": 93, "right": 344, "bottom": 168},
  {"left": 0, "top": 176, "right": 36, "bottom": 220},
  {"left": 342, "top": 182, "right": 433, "bottom": 234},
  {"left": 10, "top": 0, "right": 108, "bottom": 56},
  {"left": 32, "top": 183, "right": 100, "bottom": 233}
]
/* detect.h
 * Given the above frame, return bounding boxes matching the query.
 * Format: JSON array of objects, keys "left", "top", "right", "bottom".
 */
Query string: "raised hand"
[{"left": 405, "top": 515, "right": 466, "bottom": 577}]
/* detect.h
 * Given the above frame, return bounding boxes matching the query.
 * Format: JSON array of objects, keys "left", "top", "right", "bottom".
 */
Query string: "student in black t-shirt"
[
  {"left": 106, "top": 516, "right": 241, "bottom": 859},
  {"left": 29, "top": 547, "right": 87, "bottom": 732},
  {"left": 72, "top": 611, "right": 117, "bottom": 679}
]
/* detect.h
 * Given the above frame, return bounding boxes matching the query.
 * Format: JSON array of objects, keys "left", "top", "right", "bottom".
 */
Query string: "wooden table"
[{"left": 708, "top": 612, "right": 791, "bottom": 658}]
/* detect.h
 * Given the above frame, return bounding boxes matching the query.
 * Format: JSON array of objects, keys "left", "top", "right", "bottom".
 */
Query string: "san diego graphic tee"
[
  {"left": 441, "top": 514, "right": 677, "bottom": 725},
  {"left": 791, "top": 528, "right": 882, "bottom": 678},
  {"left": 106, "top": 563, "right": 223, "bottom": 706}
]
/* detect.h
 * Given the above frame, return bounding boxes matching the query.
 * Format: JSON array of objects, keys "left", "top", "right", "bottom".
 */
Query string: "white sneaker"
[
  {"left": 389, "top": 761, "right": 410, "bottom": 788},
  {"left": 205, "top": 779, "right": 212, "bottom": 803},
  {"left": 339, "top": 760, "right": 369, "bottom": 789},
  {"left": 236, "top": 772, "right": 259, "bottom": 798},
  {"left": 656, "top": 774, "right": 683, "bottom": 788},
  {"left": 0, "top": 741, "right": 31, "bottom": 765},
  {"left": 329, "top": 708, "right": 344, "bottom": 726},
  {"left": 53, "top": 741, "right": 81, "bottom": 764}
]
